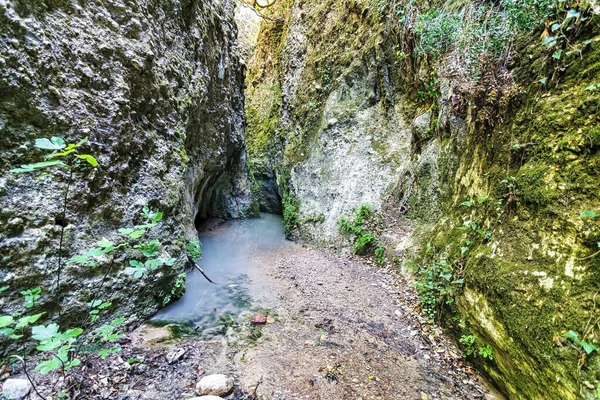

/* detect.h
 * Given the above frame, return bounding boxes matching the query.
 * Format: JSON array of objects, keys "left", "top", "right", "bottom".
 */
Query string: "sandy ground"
[{"left": 231, "top": 245, "right": 499, "bottom": 400}]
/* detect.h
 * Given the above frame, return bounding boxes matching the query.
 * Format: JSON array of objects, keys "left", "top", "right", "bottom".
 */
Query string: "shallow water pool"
[{"left": 151, "top": 213, "right": 289, "bottom": 333}]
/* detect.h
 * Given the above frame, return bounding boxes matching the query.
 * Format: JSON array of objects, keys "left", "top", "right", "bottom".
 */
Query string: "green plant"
[
  {"left": 478, "top": 344, "right": 494, "bottom": 360},
  {"left": 339, "top": 204, "right": 382, "bottom": 256},
  {"left": 20, "top": 287, "right": 41, "bottom": 309},
  {"left": 459, "top": 334, "right": 477, "bottom": 356},
  {"left": 374, "top": 246, "right": 386, "bottom": 265},
  {"left": 564, "top": 330, "right": 598, "bottom": 355},
  {"left": 10, "top": 136, "right": 98, "bottom": 310},
  {"left": 3, "top": 137, "right": 164, "bottom": 398},
  {"left": 415, "top": 259, "right": 464, "bottom": 321},
  {"left": 282, "top": 194, "right": 300, "bottom": 237},
  {"left": 163, "top": 273, "right": 186, "bottom": 306},
  {"left": 186, "top": 238, "right": 202, "bottom": 261}
]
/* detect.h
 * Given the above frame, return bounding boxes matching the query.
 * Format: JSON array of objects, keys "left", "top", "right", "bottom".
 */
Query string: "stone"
[
  {"left": 2, "top": 378, "right": 32, "bottom": 399},
  {"left": 195, "top": 374, "right": 233, "bottom": 397},
  {"left": 166, "top": 348, "right": 186, "bottom": 364},
  {"left": 251, "top": 314, "right": 267, "bottom": 324}
]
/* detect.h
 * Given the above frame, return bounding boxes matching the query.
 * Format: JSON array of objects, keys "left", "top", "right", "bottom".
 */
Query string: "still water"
[{"left": 152, "top": 213, "right": 289, "bottom": 333}]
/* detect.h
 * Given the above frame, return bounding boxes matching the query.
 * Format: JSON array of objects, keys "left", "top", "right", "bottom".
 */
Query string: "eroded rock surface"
[{"left": 0, "top": 0, "right": 251, "bottom": 352}]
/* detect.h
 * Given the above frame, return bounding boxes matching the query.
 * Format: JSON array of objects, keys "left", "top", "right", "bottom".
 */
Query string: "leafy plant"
[
  {"left": 282, "top": 194, "right": 300, "bottom": 237},
  {"left": 10, "top": 137, "right": 98, "bottom": 310},
  {"left": 21, "top": 287, "right": 41, "bottom": 309},
  {"left": 374, "top": 246, "right": 386, "bottom": 265},
  {"left": 415, "top": 259, "right": 464, "bottom": 321},
  {"left": 186, "top": 239, "right": 202, "bottom": 261},
  {"left": 478, "top": 344, "right": 494, "bottom": 360},
  {"left": 163, "top": 273, "right": 186, "bottom": 306},
  {"left": 339, "top": 204, "right": 383, "bottom": 256},
  {"left": 459, "top": 334, "right": 477, "bottom": 356},
  {"left": 4, "top": 138, "right": 172, "bottom": 398}
]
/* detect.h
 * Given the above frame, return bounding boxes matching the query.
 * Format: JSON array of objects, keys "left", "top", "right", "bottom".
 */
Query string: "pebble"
[
  {"left": 2, "top": 378, "right": 32, "bottom": 399},
  {"left": 195, "top": 374, "right": 233, "bottom": 397},
  {"left": 251, "top": 314, "right": 267, "bottom": 324}
]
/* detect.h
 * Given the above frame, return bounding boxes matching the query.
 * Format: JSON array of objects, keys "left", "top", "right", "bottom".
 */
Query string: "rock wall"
[
  {"left": 245, "top": 0, "right": 600, "bottom": 398},
  {"left": 0, "top": 0, "right": 251, "bottom": 351}
]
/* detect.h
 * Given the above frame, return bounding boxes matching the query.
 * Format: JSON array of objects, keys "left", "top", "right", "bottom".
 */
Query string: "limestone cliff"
[
  {"left": 0, "top": 0, "right": 251, "bottom": 353},
  {"left": 245, "top": 0, "right": 600, "bottom": 398}
]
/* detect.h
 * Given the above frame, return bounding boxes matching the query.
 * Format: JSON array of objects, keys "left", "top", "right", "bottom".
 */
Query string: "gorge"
[{"left": 0, "top": 0, "right": 599, "bottom": 399}]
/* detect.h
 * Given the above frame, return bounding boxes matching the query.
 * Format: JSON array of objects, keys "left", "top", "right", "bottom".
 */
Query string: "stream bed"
[{"left": 152, "top": 213, "right": 289, "bottom": 336}]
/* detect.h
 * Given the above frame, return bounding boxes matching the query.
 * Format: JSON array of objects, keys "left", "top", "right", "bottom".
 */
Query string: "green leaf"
[
  {"left": 77, "top": 154, "right": 98, "bottom": 167},
  {"left": 584, "top": 83, "right": 599, "bottom": 91},
  {"left": 10, "top": 160, "right": 64, "bottom": 173},
  {"left": 440, "top": 272, "right": 452, "bottom": 281},
  {"left": 129, "top": 229, "right": 146, "bottom": 239},
  {"left": 460, "top": 201, "right": 473, "bottom": 207},
  {"left": 565, "top": 9, "right": 580, "bottom": 20},
  {"left": 98, "top": 301, "right": 112, "bottom": 309},
  {"left": 163, "top": 258, "right": 176, "bottom": 267},
  {"left": 1, "top": 328, "right": 15, "bottom": 337},
  {"left": 118, "top": 228, "right": 134, "bottom": 235},
  {"left": 35, "top": 357, "right": 62, "bottom": 374},
  {"left": 111, "top": 317, "right": 126, "bottom": 327},
  {"left": 129, "top": 260, "right": 144, "bottom": 268},
  {"left": 551, "top": 23, "right": 561, "bottom": 31},
  {"left": 145, "top": 259, "right": 163, "bottom": 270},
  {"left": 31, "top": 323, "right": 60, "bottom": 341},
  {"left": 97, "top": 238, "right": 113, "bottom": 248},
  {"left": 124, "top": 267, "right": 145, "bottom": 279},
  {"left": 88, "top": 299, "right": 103, "bottom": 308},
  {"left": 60, "top": 328, "right": 83, "bottom": 340},
  {"left": 98, "top": 346, "right": 121, "bottom": 359},
  {"left": 580, "top": 210, "right": 597, "bottom": 219},
  {"left": 0, "top": 315, "right": 14, "bottom": 328},
  {"left": 564, "top": 330, "right": 580, "bottom": 342},
  {"left": 581, "top": 341, "right": 598, "bottom": 355},
  {"left": 0, "top": 286, "right": 8, "bottom": 293},
  {"left": 35, "top": 137, "right": 66, "bottom": 150},
  {"left": 36, "top": 339, "right": 63, "bottom": 351},
  {"left": 68, "top": 255, "right": 90, "bottom": 265},
  {"left": 552, "top": 49, "right": 563, "bottom": 60},
  {"left": 15, "top": 313, "right": 45, "bottom": 329},
  {"left": 64, "top": 358, "right": 81, "bottom": 370},
  {"left": 538, "top": 77, "right": 548, "bottom": 85}
]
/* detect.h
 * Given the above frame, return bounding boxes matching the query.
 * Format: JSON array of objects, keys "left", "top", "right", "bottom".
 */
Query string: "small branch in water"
[{"left": 186, "top": 255, "right": 215, "bottom": 284}]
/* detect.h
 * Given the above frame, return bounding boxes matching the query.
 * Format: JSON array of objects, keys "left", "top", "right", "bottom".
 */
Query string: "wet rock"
[
  {"left": 251, "top": 314, "right": 267, "bottom": 324},
  {"left": 2, "top": 378, "right": 32, "bottom": 399},
  {"left": 195, "top": 374, "right": 233, "bottom": 397}
]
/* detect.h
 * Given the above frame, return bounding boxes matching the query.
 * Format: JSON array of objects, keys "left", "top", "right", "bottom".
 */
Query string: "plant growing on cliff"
[
  {"left": 10, "top": 136, "right": 98, "bottom": 314},
  {"left": 5, "top": 137, "right": 181, "bottom": 397},
  {"left": 282, "top": 194, "right": 300, "bottom": 237},
  {"left": 459, "top": 334, "right": 477, "bottom": 356},
  {"left": 415, "top": 259, "right": 464, "bottom": 322},
  {"left": 339, "top": 204, "right": 383, "bottom": 256}
]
